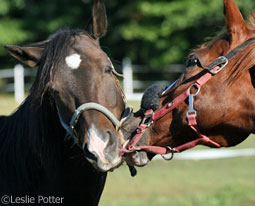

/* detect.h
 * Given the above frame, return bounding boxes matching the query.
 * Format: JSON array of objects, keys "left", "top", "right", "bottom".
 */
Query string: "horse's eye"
[
  {"left": 104, "top": 66, "right": 113, "bottom": 74},
  {"left": 186, "top": 58, "right": 198, "bottom": 67}
]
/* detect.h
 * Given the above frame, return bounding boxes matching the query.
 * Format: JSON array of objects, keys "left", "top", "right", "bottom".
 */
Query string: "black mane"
[
  {"left": 0, "top": 29, "right": 106, "bottom": 205},
  {"left": 30, "top": 29, "right": 86, "bottom": 99}
]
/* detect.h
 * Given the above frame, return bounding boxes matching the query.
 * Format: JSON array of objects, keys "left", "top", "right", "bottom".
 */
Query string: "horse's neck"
[
  {"left": 0, "top": 96, "right": 65, "bottom": 181},
  {"left": 0, "top": 97, "right": 107, "bottom": 203}
]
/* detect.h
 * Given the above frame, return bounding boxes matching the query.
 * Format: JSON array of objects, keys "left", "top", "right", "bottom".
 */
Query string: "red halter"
[
  {"left": 119, "top": 38, "right": 255, "bottom": 159},
  {"left": 119, "top": 66, "right": 221, "bottom": 158}
]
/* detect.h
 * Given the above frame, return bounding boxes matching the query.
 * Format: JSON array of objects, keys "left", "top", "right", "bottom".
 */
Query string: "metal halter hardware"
[
  {"left": 161, "top": 146, "right": 175, "bottom": 160},
  {"left": 205, "top": 56, "right": 228, "bottom": 74},
  {"left": 140, "top": 109, "right": 154, "bottom": 128},
  {"left": 186, "top": 83, "right": 200, "bottom": 119}
]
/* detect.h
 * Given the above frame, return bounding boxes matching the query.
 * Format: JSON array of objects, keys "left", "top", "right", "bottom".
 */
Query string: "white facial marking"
[
  {"left": 65, "top": 53, "right": 82, "bottom": 69},
  {"left": 87, "top": 125, "right": 109, "bottom": 164}
]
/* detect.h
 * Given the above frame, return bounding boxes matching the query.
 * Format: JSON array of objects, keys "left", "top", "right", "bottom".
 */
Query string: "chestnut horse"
[
  {"left": 121, "top": 0, "right": 255, "bottom": 166},
  {"left": 0, "top": 0, "right": 128, "bottom": 205}
]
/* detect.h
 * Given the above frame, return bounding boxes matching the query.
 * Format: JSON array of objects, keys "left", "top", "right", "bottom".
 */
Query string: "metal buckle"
[
  {"left": 209, "top": 56, "right": 228, "bottom": 74},
  {"left": 141, "top": 111, "right": 154, "bottom": 127},
  {"left": 161, "top": 146, "right": 175, "bottom": 160},
  {"left": 186, "top": 94, "right": 197, "bottom": 118},
  {"left": 186, "top": 83, "right": 200, "bottom": 118},
  {"left": 188, "top": 83, "right": 200, "bottom": 96}
]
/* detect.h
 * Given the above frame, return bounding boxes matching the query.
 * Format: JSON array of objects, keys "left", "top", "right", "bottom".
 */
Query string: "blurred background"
[{"left": 0, "top": 0, "right": 254, "bottom": 205}]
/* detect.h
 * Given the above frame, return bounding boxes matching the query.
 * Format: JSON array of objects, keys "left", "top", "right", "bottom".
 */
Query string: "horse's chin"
[
  {"left": 125, "top": 151, "right": 150, "bottom": 167},
  {"left": 91, "top": 158, "right": 124, "bottom": 173}
]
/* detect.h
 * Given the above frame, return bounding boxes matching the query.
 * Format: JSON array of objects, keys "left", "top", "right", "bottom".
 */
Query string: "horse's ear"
[
  {"left": 87, "top": 0, "right": 108, "bottom": 39},
  {"left": 4, "top": 45, "right": 43, "bottom": 67},
  {"left": 224, "top": 0, "right": 247, "bottom": 42}
]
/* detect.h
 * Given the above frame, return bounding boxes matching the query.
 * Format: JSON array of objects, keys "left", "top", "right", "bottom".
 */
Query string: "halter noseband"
[
  {"left": 119, "top": 37, "right": 255, "bottom": 159},
  {"left": 70, "top": 103, "right": 121, "bottom": 133},
  {"left": 58, "top": 102, "right": 131, "bottom": 145}
]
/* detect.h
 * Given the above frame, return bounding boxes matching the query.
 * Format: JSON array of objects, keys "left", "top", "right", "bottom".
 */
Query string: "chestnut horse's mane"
[
  {"left": 193, "top": 11, "right": 255, "bottom": 86},
  {"left": 226, "top": 41, "right": 255, "bottom": 85},
  {"left": 248, "top": 11, "right": 255, "bottom": 29},
  {"left": 226, "top": 12, "right": 255, "bottom": 85}
]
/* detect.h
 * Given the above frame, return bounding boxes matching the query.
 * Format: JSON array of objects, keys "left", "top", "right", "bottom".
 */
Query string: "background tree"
[{"left": 0, "top": 0, "right": 254, "bottom": 68}]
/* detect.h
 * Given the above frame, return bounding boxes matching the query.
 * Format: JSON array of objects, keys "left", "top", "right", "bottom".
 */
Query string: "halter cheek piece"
[{"left": 119, "top": 37, "right": 255, "bottom": 160}]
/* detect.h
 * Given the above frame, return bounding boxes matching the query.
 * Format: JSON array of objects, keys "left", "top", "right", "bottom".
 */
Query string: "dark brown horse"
[
  {"left": 121, "top": 0, "right": 255, "bottom": 166},
  {"left": 0, "top": 0, "right": 127, "bottom": 205}
]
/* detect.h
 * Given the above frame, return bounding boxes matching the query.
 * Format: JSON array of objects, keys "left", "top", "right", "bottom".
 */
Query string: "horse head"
[
  {"left": 4, "top": 0, "right": 128, "bottom": 172},
  {"left": 121, "top": 0, "right": 255, "bottom": 165}
]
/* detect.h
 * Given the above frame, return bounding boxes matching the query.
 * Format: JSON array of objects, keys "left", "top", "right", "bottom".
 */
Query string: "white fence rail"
[
  {"left": 0, "top": 59, "right": 184, "bottom": 103},
  {"left": 122, "top": 58, "right": 185, "bottom": 101}
]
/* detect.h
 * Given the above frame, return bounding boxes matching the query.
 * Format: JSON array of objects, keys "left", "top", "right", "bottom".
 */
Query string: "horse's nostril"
[
  {"left": 103, "top": 130, "right": 119, "bottom": 160},
  {"left": 104, "top": 131, "right": 111, "bottom": 144},
  {"left": 104, "top": 130, "right": 116, "bottom": 149}
]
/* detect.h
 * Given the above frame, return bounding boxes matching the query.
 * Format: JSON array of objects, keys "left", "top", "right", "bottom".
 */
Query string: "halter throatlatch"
[{"left": 119, "top": 37, "right": 255, "bottom": 160}]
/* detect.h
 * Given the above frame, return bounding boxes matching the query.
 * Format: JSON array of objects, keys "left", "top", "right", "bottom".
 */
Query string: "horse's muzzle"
[
  {"left": 125, "top": 151, "right": 149, "bottom": 167},
  {"left": 85, "top": 127, "right": 124, "bottom": 172}
]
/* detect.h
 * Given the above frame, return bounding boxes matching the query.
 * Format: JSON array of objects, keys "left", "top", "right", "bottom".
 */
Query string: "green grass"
[
  {"left": 0, "top": 94, "right": 19, "bottom": 115},
  {"left": 101, "top": 156, "right": 255, "bottom": 206},
  {"left": 128, "top": 100, "right": 141, "bottom": 112},
  {"left": 1, "top": 94, "right": 255, "bottom": 206},
  {"left": 0, "top": 95, "right": 141, "bottom": 116}
]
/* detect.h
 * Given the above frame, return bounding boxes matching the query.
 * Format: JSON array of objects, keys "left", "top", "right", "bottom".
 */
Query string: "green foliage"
[
  {"left": 0, "top": 0, "right": 27, "bottom": 51},
  {"left": 116, "top": 0, "right": 255, "bottom": 66},
  {"left": 0, "top": 0, "right": 255, "bottom": 68}
]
